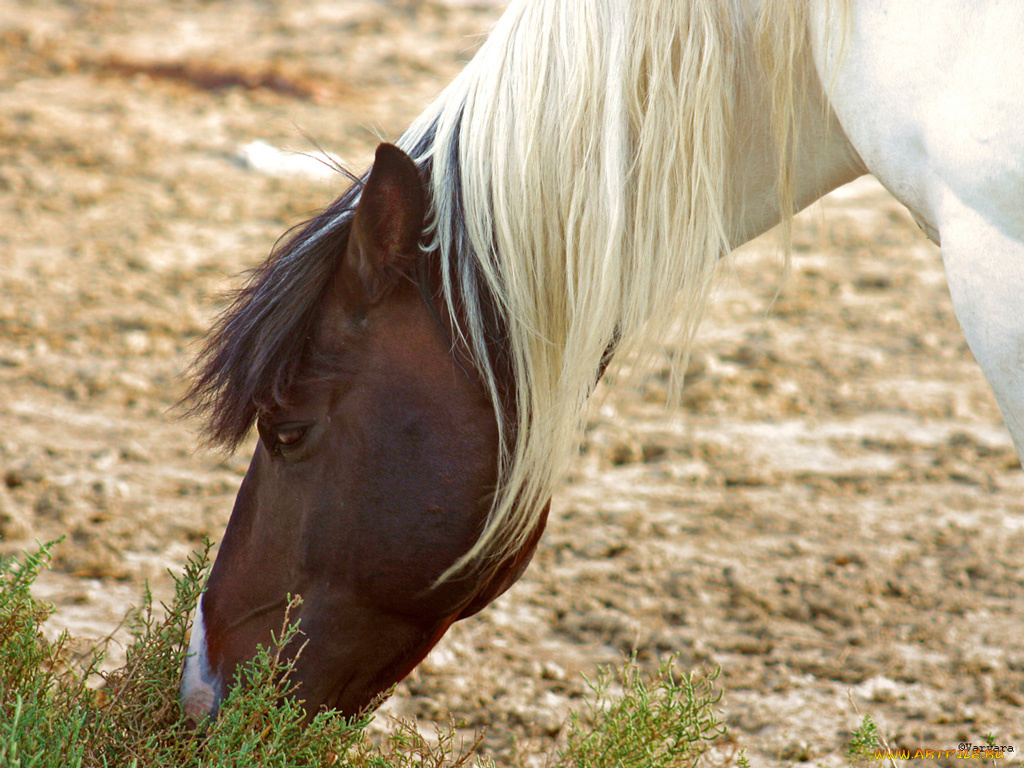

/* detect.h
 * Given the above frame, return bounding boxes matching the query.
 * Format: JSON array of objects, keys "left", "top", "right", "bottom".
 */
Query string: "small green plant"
[
  {"left": 846, "top": 714, "right": 883, "bottom": 766},
  {"left": 558, "top": 655, "right": 725, "bottom": 768},
  {"left": 982, "top": 733, "right": 1003, "bottom": 767},
  {"left": 0, "top": 542, "right": 740, "bottom": 767}
]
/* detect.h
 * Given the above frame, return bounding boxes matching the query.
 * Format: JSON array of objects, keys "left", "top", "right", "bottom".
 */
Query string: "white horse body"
[
  {"left": 736, "top": 0, "right": 1024, "bottom": 459},
  {"left": 679, "top": 0, "right": 1024, "bottom": 468},
  {"left": 798, "top": 0, "right": 1024, "bottom": 458}
]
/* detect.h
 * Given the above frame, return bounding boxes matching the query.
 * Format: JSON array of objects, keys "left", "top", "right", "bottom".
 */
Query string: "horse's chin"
[{"left": 290, "top": 668, "right": 383, "bottom": 723}]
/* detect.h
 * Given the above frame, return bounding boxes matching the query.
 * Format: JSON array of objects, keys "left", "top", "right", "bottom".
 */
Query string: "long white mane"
[{"left": 395, "top": 0, "right": 819, "bottom": 579}]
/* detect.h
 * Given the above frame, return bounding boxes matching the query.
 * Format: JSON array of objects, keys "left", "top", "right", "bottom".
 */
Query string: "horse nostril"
[{"left": 181, "top": 676, "right": 220, "bottom": 722}]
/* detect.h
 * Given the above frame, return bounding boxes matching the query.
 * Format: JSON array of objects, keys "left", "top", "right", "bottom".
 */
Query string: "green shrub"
[
  {"left": 558, "top": 658, "right": 725, "bottom": 767},
  {"left": 0, "top": 543, "right": 734, "bottom": 767},
  {"left": 846, "top": 713, "right": 883, "bottom": 766}
]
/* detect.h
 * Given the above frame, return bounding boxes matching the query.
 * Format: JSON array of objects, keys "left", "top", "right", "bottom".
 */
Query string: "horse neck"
[{"left": 725, "top": 0, "right": 865, "bottom": 248}]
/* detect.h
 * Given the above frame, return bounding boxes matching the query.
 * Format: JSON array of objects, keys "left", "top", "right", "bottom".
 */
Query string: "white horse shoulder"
[{"left": 811, "top": 0, "right": 1024, "bottom": 244}]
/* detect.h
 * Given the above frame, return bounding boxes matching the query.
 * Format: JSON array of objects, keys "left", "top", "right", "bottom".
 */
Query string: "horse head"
[{"left": 180, "top": 144, "right": 547, "bottom": 721}]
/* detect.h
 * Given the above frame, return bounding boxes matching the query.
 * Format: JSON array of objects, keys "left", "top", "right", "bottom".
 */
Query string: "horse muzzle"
[{"left": 180, "top": 599, "right": 223, "bottom": 722}]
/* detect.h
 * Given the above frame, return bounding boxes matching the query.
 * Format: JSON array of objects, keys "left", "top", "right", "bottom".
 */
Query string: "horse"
[{"left": 179, "top": 0, "right": 1024, "bottom": 721}]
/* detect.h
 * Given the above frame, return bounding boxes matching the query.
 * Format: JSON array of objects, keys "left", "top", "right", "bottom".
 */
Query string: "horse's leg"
[{"left": 938, "top": 197, "right": 1024, "bottom": 460}]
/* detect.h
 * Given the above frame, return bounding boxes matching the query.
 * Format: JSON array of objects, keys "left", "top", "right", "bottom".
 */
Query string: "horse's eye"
[
  {"left": 276, "top": 425, "right": 308, "bottom": 447},
  {"left": 258, "top": 420, "right": 313, "bottom": 454}
]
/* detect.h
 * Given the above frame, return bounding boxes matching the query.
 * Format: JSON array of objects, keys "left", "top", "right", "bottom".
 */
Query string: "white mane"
[{"left": 395, "top": 0, "right": 820, "bottom": 580}]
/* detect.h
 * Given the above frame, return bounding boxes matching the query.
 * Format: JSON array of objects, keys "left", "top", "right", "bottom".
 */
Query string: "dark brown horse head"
[{"left": 180, "top": 144, "right": 547, "bottom": 721}]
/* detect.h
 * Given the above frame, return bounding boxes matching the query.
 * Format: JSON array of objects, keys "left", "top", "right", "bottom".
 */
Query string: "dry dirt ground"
[{"left": 2, "top": 2, "right": 1022, "bottom": 765}]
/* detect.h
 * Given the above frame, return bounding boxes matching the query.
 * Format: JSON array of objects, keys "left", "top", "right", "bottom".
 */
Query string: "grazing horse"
[{"left": 180, "top": 0, "right": 1024, "bottom": 721}]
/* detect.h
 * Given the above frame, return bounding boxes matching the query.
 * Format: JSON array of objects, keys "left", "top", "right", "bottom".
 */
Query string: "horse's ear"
[{"left": 345, "top": 143, "right": 426, "bottom": 302}]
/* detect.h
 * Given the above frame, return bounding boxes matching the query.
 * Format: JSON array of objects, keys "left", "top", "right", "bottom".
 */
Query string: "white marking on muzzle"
[{"left": 180, "top": 598, "right": 220, "bottom": 721}]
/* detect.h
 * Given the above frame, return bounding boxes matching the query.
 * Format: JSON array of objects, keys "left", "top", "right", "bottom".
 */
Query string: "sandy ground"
[{"left": 2, "top": 2, "right": 1022, "bottom": 765}]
